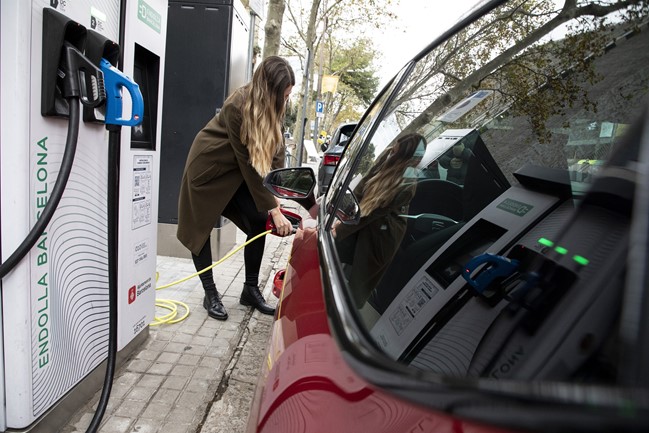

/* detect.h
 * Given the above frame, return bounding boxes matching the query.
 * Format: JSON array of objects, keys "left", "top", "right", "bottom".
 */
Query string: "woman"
[
  {"left": 177, "top": 56, "right": 295, "bottom": 320},
  {"left": 334, "top": 133, "right": 425, "bottom": 308}
]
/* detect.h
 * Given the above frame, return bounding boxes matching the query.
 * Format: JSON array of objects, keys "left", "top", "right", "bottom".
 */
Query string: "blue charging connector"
[
  {"left": 100, "top": 58, "right": 144, "bottom": 126},
  {"left": 462, "top": 253, "right": 520, "bottom": 295}
]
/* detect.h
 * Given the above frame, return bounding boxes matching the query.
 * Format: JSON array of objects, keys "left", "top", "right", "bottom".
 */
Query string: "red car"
[{"left": 248, "top": 1, "right": 649, "bottom": 432}]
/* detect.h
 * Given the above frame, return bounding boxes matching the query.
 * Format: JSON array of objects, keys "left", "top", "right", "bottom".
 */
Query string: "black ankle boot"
[
  {"left": 239, "top": 283, "right": 275, "bottom": 315},
  {"left": 203, "top": 289, "right": 228, "bottom": 320}
]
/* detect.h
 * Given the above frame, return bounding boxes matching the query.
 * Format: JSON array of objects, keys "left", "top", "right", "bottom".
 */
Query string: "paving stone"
[
  {"left": 110, "top": 382, "right": 134, "bottom": 400},
  {"left": 167, "top": 406, "right": 199, "bottom": 425},
  {"left": 178, "top": 353, "right": 201, "bottom": 366},
  {"left": 137, "top": 374, "right": 165, "bottom": 389},
  {"left": 175, "top": 390, "right": 208, "bottom": 408},
  {"left": 129, "top": 419, "right": 160, "bottom": 433},
  {"left": 114, "top": 398, "right": 147, "bottom": 418},
  {"left": 170, "top": 364, "right": 194, "bottom": 377},
  {"left": 199, "top": 380, "right": 256, "bottom": 433},
  {"left": 127, "top": 359, "right": 153, "bottom": 373},
  {"left": 199, "top": 356, "right": 222, "bottom": 370},
  {"left": 190, "top": 335, "right": 212, "bottom": 346},
  {"left": 162, "top": 376, "right": 188, "bottom": 391},
  {"left": 165, "top": 342, "right": 190, "bottom": 353},
  {"left": 148, "top": 362, "right": 174, "bottom": 375},
  {"left": 158, "top": 422, "right": 192, "bottom": 433},
  {"left": 116, "top": 371, "right": 143, "bottom": 387},
  {"left": 136, "top": 349, "right": 161, "bottom": 361},
  {"left": 182, "top": 344, "right": 208, "bottom": 356},
  {"left": 152, "top": 388, "right": 181, "bottom": 405},
  {"left": 100, "top": 416, "right": 133, "bottom": 433},
  {"left": 126, "top": 386, "right": 157, "bottom": 401},
  {"left": 186, "top": 375, "right": 213, "bottom": 393},
  {"left": 140, "top": 402, "right": 173, "bottom": 420},
  {"left": 157, "top": 352, "right": 181, "bottom": 364}
]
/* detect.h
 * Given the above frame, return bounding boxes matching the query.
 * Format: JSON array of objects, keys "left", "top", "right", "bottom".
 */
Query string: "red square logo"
[{"left": 128, "top": 286, "right": 136, "bottom": 304}]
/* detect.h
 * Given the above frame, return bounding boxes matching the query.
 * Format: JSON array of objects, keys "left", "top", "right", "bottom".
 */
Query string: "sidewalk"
[{"left": 62, "top": 225, "right": 294, "bottom": 433}]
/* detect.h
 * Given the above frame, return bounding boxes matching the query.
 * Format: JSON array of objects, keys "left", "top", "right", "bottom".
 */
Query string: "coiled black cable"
[{"left": 0, "top": 101, "right": 79, "bottom": 279}]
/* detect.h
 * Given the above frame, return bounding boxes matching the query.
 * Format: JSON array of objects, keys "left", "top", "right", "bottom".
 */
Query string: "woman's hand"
[{"left": 269, "top": 207, "right": 293, "bottom": 237}]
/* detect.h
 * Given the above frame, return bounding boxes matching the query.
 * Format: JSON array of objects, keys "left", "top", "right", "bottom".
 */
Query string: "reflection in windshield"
[{"left": 328, "top": 0, "right": 649, "bottom": 396}]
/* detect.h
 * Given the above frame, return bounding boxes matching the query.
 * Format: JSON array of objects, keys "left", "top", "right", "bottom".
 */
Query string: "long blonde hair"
[
  {"left": 359, "top": 133, "right": 424, "bottom": 216},
  {"left": 240, "top": 56, "right": 295, "bottom": 176}
]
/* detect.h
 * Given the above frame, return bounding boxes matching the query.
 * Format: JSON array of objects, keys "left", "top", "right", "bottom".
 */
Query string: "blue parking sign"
[{"left": 316, "top": 101, "right": 324, "bottom": 113}]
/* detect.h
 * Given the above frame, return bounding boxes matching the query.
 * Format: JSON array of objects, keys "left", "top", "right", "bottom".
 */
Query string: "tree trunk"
[
  {"left": 294, "top": 0, "right": 321, "bottom": 162},
  {"left": 263, "top": 0, "right": 286, "bottom": 58}
]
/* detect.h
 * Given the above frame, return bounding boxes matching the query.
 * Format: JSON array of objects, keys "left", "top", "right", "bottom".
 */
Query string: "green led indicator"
[
  {"left": 573, "top": 255, "right": 590, "bottom": 266},
  {"left": 555, "top": 246, "right": 568, "bottom": 255},
  {"left": 538, "top": 237, "right": 554, "bottom": 247}
]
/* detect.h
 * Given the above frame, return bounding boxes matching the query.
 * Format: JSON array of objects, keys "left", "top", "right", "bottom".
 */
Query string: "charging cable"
[
  {"left": 152, "top": 208, "right": 302, "bottom": 325},
  {"left": 83, "top": 58, "right": 144, "bottom": 433},
  {"left": 0, "top": 42, "right": 105, "bottom": 279},
  {"left": 151, "top": 230, "right": 272, "bottom": 326}
]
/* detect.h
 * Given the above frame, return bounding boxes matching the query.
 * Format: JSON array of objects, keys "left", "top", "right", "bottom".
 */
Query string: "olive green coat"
[{"left": 177, "top": 89, "right": 285, "bottom": 255}]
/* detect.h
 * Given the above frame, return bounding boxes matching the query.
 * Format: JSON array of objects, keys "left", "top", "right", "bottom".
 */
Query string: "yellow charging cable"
[{"left": 150, "top": 229, "right": 273, "bottom": 326}]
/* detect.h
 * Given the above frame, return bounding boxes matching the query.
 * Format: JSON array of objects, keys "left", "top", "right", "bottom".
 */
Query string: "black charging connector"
[{"left": 59, "top": 42, "right": 106, "bottom": 108}]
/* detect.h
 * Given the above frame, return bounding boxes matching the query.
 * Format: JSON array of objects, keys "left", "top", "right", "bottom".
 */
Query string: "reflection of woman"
[{"left": 334, "top": 133, "right": 425, "bottom": 308}]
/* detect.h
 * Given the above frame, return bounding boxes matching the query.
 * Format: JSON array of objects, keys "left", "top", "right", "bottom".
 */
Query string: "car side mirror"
[
  {"left": 263, "top": 167, "right": 317, "bottom": 210},
  {"left": 328, "top": 185, "right": 360, "bottom": 225}
]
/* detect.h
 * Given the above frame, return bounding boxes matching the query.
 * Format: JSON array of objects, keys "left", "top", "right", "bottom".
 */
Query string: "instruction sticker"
[
  {"left": 389, "top": 277, "right": 439, "bottom": 336},
  {"left": 134, "top": 239, "right": 149, "bottom": 266},
  {"left": 132, "top": 155, "right": 153, "bottom": 230}
]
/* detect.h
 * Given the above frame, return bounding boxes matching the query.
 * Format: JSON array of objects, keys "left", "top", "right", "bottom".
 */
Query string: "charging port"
[{"left": 41, "top": 8, "right": 86, "bottom": 117}]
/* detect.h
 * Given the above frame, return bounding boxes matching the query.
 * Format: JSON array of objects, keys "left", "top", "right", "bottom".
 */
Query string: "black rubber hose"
[
  {"left": 0, "top": 101, "right": 80, "bottom": 279},
  {"left": 85, "top": 126, "right": 120, "bottom": 433},
  {"left": 86, "top": 1, "right": 126, "bottom": 427}
]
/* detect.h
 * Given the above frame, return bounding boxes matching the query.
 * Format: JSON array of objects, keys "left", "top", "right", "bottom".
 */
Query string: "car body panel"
[
  {"left": 251, "top": 0, "right": 649, "bottom": 431},
  {"left": 247, "top": 214, "right": 513, "bottom": 433}
]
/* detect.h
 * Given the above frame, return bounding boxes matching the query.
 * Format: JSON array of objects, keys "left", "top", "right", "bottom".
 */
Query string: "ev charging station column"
[
  {"left": 117, "top": 0, "right": 167, "bottom": 350},
  {"left": 0, "top": 1, "right": 120, "bottom": 428},
  {"left": 0, "top": 0, "right": 165, "bottom": 429},
  {"left": 0, "top": 2, "right": 32, "bottom": 430}
]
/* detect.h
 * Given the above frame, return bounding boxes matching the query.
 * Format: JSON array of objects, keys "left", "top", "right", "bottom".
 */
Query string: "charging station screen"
[
  {"left": 131, "top": 45, "right": 159, "bottom": 150},
  {"left": 427, "top": 219, "right": 506, "bottom": 287}
]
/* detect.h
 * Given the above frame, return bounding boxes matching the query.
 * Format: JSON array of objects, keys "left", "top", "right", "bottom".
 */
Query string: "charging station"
[
  {"left": 158, "top": 0, "right": 251, "bottom": 258},
  {"left": 116, "top": 0, "right": 167, "bottom": 351},
  {"left": 0, "top": 0, "right": 166, "bottom": 430}
]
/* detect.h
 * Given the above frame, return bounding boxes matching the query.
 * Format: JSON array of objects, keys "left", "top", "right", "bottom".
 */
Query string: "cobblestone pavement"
[{"left": 61, "top": 226, "right": 294, "bottom": 433}]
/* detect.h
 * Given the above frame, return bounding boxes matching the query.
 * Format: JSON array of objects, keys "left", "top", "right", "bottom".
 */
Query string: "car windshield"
[{"left": 324, "top": 0, "right": 649, "bottom": 403}]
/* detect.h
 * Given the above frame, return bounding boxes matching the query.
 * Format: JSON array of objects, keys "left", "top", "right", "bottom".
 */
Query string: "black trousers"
[{"left": 192, "top": 182, "right": 268, "bottom": 291}]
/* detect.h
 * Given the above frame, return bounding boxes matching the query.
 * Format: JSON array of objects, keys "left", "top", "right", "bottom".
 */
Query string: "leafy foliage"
[
  {"left": 278, "top": 0, "right": 397, "bottom": 141},
  {"left": 390, "top": 0, "right": 649, "bottom": 145}
]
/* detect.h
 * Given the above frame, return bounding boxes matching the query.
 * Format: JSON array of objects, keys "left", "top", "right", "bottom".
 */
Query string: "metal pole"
[
  {"left": 313, "top": 4, "right": 327, "bottom": 145},
  {"left": 247, "top": 12, "right": 256, "bottom": 81},
  {"left": 313, "top": 50, "right": 324, "bottom": 145},
  {"left": 296, "top": 48, "right": 311, "bottom": 167}
]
